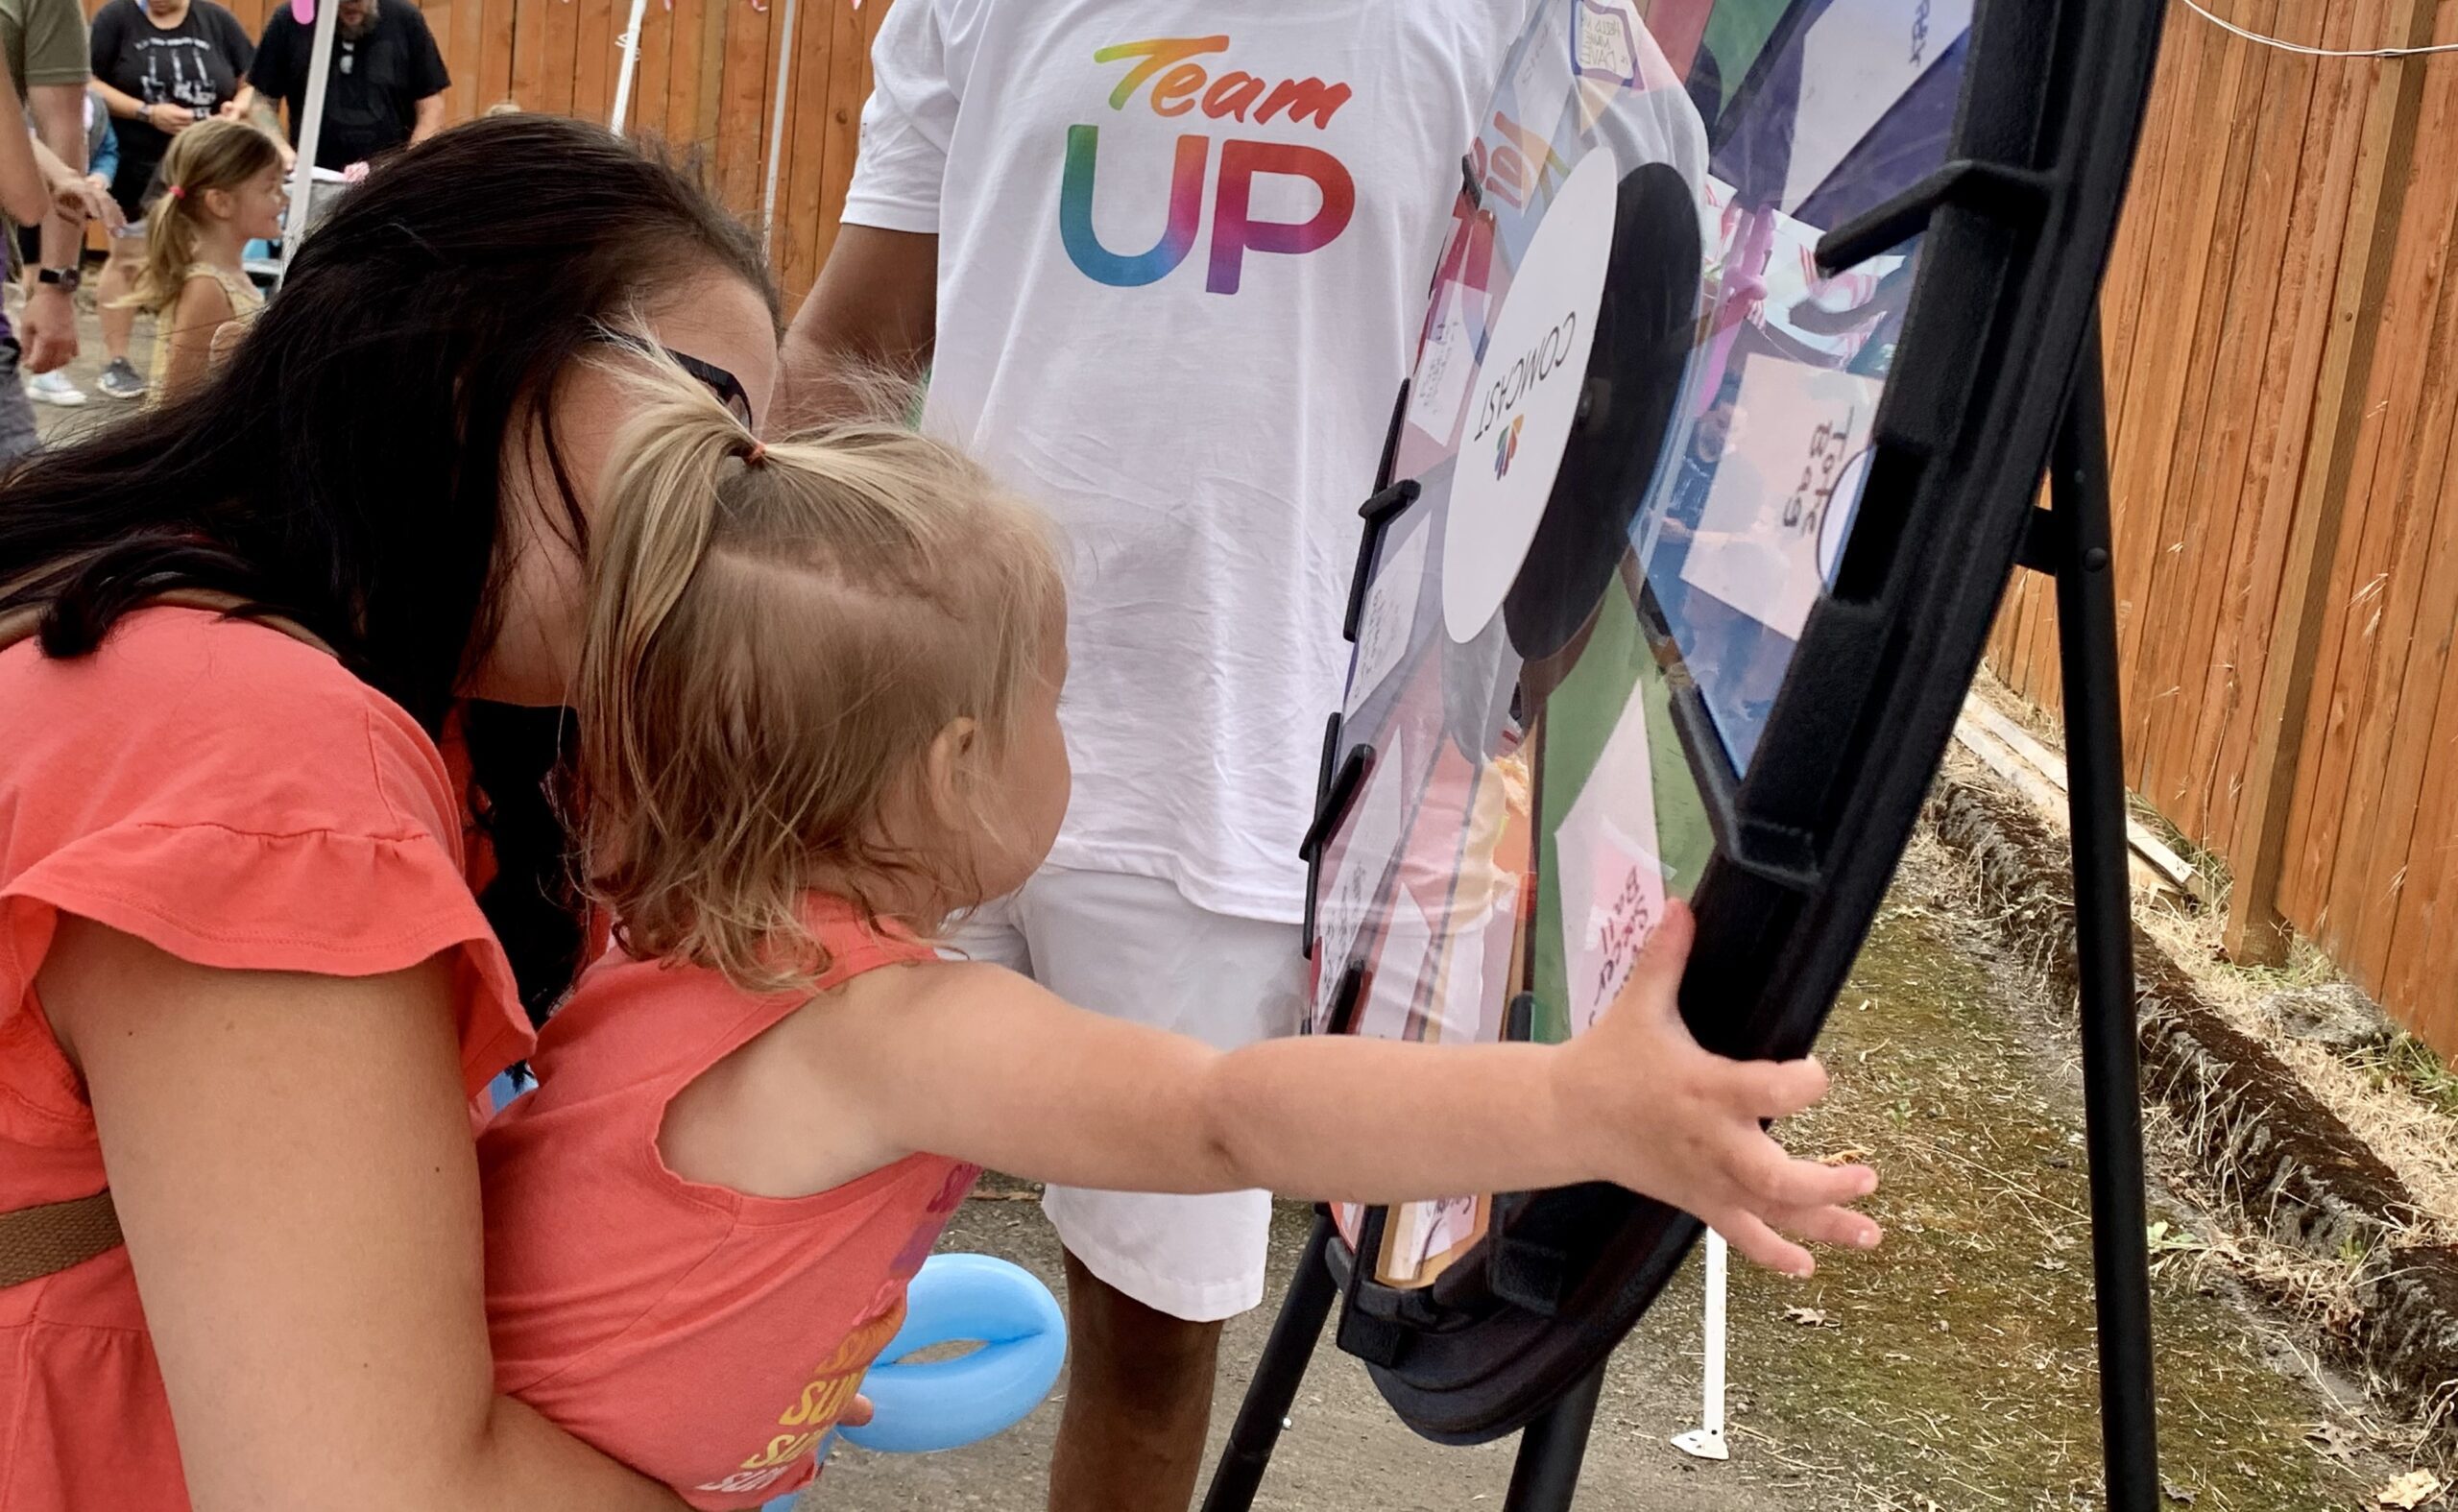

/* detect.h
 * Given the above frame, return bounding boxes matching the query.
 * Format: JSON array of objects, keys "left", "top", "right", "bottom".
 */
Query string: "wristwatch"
[{"left": 35, "top": 266, "right": 80, "bottom": 294}]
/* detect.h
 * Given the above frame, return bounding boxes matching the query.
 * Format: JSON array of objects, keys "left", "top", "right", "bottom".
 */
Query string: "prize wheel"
[{"left": 1304, "top": 0, "right": 2164, "bottom": 1444}]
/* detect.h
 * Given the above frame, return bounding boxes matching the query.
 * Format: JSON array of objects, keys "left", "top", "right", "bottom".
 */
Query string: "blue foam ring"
[{"left": 836, "top": 1253, "right": 1067, "bottom": 1455}]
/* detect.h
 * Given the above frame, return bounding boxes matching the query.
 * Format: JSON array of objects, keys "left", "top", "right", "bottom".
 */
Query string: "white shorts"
[{"left": 947, "top": 866, "right": 1305, "bottom": 1323}]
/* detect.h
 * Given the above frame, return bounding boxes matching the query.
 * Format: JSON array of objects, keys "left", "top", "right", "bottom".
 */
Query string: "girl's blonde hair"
[
  {"left": 131, "top": 119, "right": 283, "bottom": 314},
  {"left": 580, "top": 351, "right": 1064, "bottom": 993}
]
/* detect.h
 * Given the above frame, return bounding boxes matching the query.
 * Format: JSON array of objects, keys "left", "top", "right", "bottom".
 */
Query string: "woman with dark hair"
[{"left": 0, "top": 113, "right": 774, "bottom": 1511}]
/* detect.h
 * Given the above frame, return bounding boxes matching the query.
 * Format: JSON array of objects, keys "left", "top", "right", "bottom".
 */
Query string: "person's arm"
[
  {"left": 18, "top": 0, "right": 90, "bottom": 371},
  {"left": 41, "top": 919, "right": 690, "bottom": 1512},
  {"left": 0, "top": 55, "right": 53, "bottom": 224},
  {"left": 90, "top": 76, "right": 148, "bottom": 124},
  {"left": 777, "top": 226, "right": 937, "bottom": 430},
  {"left": 245, "top": 17, "right": 291, "bottom": 138},
  {"left": 22, "top": 87, "right": 86, "bottom": 371},
  {"left": 815, "top": 903, "right": 1879, "bottom": 1278},
  {"left": 774, "top": 0, "right": 951, "bottom": 431},
  {"left": 406, "top": 15, "right": 447, "bottom": 143}
]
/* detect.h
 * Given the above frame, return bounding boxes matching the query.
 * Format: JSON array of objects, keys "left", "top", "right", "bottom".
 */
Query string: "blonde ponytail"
[{"left": 577, "top": 343, "right": 1063, "bottom": 992}]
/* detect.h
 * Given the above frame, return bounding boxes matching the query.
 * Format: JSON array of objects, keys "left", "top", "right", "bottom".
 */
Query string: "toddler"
[{"left": 479, "top": 359, "right": 1880, "bottom": 1508}]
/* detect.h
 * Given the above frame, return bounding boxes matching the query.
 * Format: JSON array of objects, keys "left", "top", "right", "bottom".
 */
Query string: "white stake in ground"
[
  {"left": 1671, "top": 1231, "right": 1730, "bottom": 1461},
  {"left": 608, "top": 0, "right": 653, "bottom": 133},
  {"left": 275, "top": 0, "right": 343, "bottom": 283}
]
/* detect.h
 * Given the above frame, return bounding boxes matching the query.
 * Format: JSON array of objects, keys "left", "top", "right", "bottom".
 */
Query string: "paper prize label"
[
  {"left": 1782, "top": 0, "right": 1975, "bottom": 207},
  {"left": 1678, "top": 357, "right": 1883, "bottom": 640},
  {"left": 1347, "top": 522, "right": 1432, "bottom": 718},
  {"left": 1510, "top": 0, "right": 1573, "bottom": 112},
  {"left": 1554, "top": 683, "right": 1669, "bottom": 1037},
  {"left": 1418, "top": 1193, "right": 1486, "bottom": 1271},
  {"left": 1407, "top": 291, "right": 1479, "bottom": 445},
  {"left": 1354, "top": 890, "right": 1438, "bottom": 1043},
  {"left": 1310, "top": 749, "right": 1410, "bottom": 1031},
  {"left": 1572, "top": 0, "right": 1637, "bottom": 87}
]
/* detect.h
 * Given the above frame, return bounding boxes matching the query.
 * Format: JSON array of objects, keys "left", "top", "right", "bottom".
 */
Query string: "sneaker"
[
  {"left": 95, "top": 358, "right": 145, "bottom": 401},
  {"left": 26, "top": 370, "right": 84, "bottom": 406}
]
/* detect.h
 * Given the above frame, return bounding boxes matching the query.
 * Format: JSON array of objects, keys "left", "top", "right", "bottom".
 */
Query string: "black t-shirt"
[
  {"left": 252, "top": 1, "right": 448, "bottom": 171},
  {"left": 88, "top": 0, "right": 256, "bottom": 202}
]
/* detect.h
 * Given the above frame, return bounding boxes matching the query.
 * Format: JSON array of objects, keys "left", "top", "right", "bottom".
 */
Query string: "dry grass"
[
  {"left": 1963, "top": 675, "right": 2458, "bottom": 1239},
  {"left": 2138, "top": 894, "right": 2458, "bottom": 1242}
]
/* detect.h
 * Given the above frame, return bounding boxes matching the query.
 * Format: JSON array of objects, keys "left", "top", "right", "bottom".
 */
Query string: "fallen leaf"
[
  {"left": 2145, "top": 1221, "right": 2207, "bottom": 1256},
  {"left": 2378, "top": 1470, "right": 2445, "bottom": 1509},
  {"left": 1782, "top": 1307, "right": 1834, "bottom": 1328},
  {"left": 1819, "top": 1148, "right": 1871, "bottom": 1166},
  {"left": 2305, "top": 1422, "right": 2358, "bottom": 1462},
  {"left": 2162, "top": 1479, "right": 2196, "bottom": 1505}
]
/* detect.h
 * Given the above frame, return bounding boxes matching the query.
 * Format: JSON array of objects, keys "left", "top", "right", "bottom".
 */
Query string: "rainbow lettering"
[{"left": 1061, "top": 36, "right": 1359, "bottom": 295}]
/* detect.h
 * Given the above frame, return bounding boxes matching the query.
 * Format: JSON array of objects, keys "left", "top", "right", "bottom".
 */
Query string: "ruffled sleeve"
[{"left": 0, "top": 609, "right": 535, "bottom": 1109}]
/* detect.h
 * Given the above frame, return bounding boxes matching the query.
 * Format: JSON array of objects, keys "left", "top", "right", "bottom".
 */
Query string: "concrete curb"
[{"left": 1924, "top": 771, "right": 2458, "bottom": 1437}]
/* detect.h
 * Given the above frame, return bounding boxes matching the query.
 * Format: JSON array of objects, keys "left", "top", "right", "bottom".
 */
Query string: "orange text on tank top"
[{"left": 477, "top": 897, "right": 980, "bottom": 1510}]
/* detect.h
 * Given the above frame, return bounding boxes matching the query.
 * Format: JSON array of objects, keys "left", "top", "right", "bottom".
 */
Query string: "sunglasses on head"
[{"left": 592, "top": 330, "right": 754, "bottom": 427}]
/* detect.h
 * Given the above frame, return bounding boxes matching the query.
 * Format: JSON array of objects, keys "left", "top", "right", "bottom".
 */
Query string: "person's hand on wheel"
[{"left": 1551, "top": 900, "right": 1883, "bottom": 1279}]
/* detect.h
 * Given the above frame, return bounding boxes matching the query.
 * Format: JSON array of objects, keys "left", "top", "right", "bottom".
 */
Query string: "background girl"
[
  {"left": 127, "top": 117, "right": 282, "bottom": 403},
  {"left": 0, "top": 115, "right": 776, "bottom": 1512},
  {"left": 86, "top": 0, "right": 258, "bottom": 402},
  {"left": 477, "top": 374, "right": 1882, "bottom": 1510}
]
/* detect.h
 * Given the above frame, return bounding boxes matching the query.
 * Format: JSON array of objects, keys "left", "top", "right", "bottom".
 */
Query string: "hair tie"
[
  {"left": 166, "top": 184, "right": 186, "bottom": 200},
  {"left": 745, "top": 441, "right": 766, "bottom": 466}
]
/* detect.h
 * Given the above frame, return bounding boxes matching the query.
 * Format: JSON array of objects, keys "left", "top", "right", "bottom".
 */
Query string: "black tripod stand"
[{"left": 1199, "top": 327, "right": 2160, "bottom": 1512}]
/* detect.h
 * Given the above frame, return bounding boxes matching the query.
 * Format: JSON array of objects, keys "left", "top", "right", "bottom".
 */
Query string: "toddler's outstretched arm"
[{"left": 810, "top": 901, "right": 1877, "bottom": 1278}]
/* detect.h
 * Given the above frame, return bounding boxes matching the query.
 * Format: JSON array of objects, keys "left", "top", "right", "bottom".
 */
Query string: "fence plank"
[
  {"left": 2128, "top": 7, "right": 2272, "bottom": 801},
  {"left": 570, "top": 0, "right": 616, "bottom": 127},
  {"left": 2332, "top": 21, "right": 2458, "bottom": 989},
  {"left": 2224, "top": 0, "right": 2440, "bottom": 962},
  {"left": 2166, "top": 26, "right": 2328, "bottom": 843}
]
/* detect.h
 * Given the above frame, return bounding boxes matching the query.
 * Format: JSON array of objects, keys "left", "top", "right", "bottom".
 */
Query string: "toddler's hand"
[{"left": 1553, "top": 900, "right": 1881, "bottom": 1278}]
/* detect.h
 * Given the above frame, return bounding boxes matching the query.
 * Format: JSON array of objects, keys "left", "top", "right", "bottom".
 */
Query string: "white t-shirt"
[{"left": 847, "top": 0, "right": 1533, "bottom": 923}]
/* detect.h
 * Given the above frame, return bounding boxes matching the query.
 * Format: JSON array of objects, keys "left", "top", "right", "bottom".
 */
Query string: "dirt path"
[{"left": 823, "top": 835, "right": 2413, "bottom": 1510}]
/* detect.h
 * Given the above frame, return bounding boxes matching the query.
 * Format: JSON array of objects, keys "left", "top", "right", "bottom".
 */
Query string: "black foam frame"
[{"left": 1270, "top": 0, "right": 2173, "bottom": 1451}]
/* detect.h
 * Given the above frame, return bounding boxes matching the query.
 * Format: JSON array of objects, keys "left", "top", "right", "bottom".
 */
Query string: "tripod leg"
[
  {"left": 1501, "top": 1364, "right": 1607, "bottom": 1512},
  {"left": 2050, "top": 321, "right": 2160, "bottom": 1512},
  {"left": 1199, "top": 1213, "right": 1341, "bottom": 1512}
]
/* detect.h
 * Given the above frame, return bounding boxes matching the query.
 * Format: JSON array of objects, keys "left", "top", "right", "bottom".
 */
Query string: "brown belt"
[{"left": 0, "top": 1191, "right": 123, "bottom": 1288}]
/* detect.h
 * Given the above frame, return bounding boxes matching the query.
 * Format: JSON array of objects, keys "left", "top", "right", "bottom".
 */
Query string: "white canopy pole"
[
  {"left": 757, "top": 0, "right": 800, "bottom": 252},
  {"left": 1671, "top": 1232, "right": 1731, "bottom": 1462},
  {"left": 275, "top": 0, "right": 342, "bottom": 284},
  {"left": 608, "top": 0, "right": 653, "bottom": 133}
]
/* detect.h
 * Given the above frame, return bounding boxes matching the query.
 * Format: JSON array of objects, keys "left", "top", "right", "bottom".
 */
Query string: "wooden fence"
[
  {"left": 1987, "top": 0, "right": 2458, "bottom": 1052},
  {"left": 95, "top": 0, "right": 886, "bottom": 301}
]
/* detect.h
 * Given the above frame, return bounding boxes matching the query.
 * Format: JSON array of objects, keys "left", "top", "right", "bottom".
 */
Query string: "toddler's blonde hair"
[{"left": 579, "top": 348, "right": 1064, "bottom": 994}]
